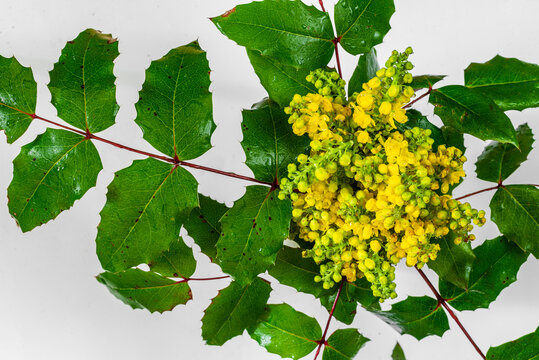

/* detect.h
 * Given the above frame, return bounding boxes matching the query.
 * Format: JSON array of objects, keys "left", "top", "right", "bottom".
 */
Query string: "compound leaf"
[
  {"left": 148, "top": 237, "right": 196, "bottom": 278},
  {"left": 202, "top": 278, "right": 271, "bottom": 346},
  {"left": 348, "top": 48, "right": 379, "bottom": 95},
  {"left": 490, "top": 185, "right": 539, "bottom": 258},
  {"left": 7, "top": 128, "right": 101, "bottom": 232},
  {"left": 241, "top": 99, "right": 310, "bottom": 183},
  {"left": 0, "top": 55, "right": 37, "bottom": 143},
  {"left": 48, "top": 29, "right": 119, "bottom": 133},
  {"left": 486, "top": 327, "right": 539, "bottom": 360},
  {"left": 440, "top": 236, "right": 528, "bottom": 311},
  {"left": 323, "top": 328, "right": 369, "bottom": 360},
  {"left": 429, "top": 85, "right": 517, "bottom": 146},
  {"left": 216, "top": 186, "right": 292, "bottom": 286},
  {"left": 96, "top": 158, "right": 198, "bottom": 271},
  {"left": 96, "top": 268, "right": 191, "bottom": 313},
  {"left": 248, "top": 303, "right": 321, "bottom": 359},
  {"left": 135, "top": 41, "right": 214, "bottom": 160},
  {"left": 212, "top": 0, "right": 334, "bottom": 69},
  {"left": 335, "top": 0, "right": 395, "bottom": 55},
  {"left": 475, "top": 123, "right": 534, "bottom": 183},
  {"left": 465, "top": 55, "right": 539, "bottom": 111}
]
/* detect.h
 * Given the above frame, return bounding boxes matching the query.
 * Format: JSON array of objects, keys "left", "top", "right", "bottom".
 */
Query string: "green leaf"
[
  {"left": 335, "top": 0, "right": 395, "bottom": 55},
  {"left": 135, "top": 41, "right": 214, "bottom": 160},
  {"left": 0, "top": 55, "right": 37, "bottom": 143},
  {"left": 440, "top": 236, "right": 528, "bottom": 311},
  {"left": 246, "top": 49, "right": 317, "bottom": 108},
  {"left": 411, "top": 75, "right": 446, "bottom": 90},
  {"left": 392, "top": 342, "right": 407, "bottom": 360},
  {"left": 486, "top": 327, "right": 539, "bottom": 360},
  {"left": 323, "top": 328, "right": 369, "bottom": 360},
  {"left": 48, "top": 29, "right": 119, "bottom": 133},
  {"left": 248, "top": 303, "right": 321, "bottom": 359},
  {"left": 440, "top": 126, "right": 465, "bottom": 153},
  {"left": 320, "top": 292, "right": 357, "bottom": 325},
  {"left": 96, "top": 268, "right": 191, "bottom": 313},
  {"left": 465, "top": 55, "right": 539, "bottom": 111},
  {"left": 216, "top": 186, "right": 292, "bottom": 286},
  {"left": 96, "top": 158, "right": 198, "bottom": 271},
  {"left": 374, "top": 296, "right": 449, "bottom": 340},
  {"left": 475, "top": 123, "right": 534, "bottom": 183},
  {"left": 242, "top": 99, "right": 310, "bottom": 183},
  {"left": 348, "top": 48, "right": 379, "bottom": 95},
  {"left": 202, "top": 278, "right": 271, "bottom": 346},
  {"left": 428, "top": 233, "right": 476, "bottom": 290},
  {"left": 148, "top": 237, "right": 196, "bottom": 278},
  {"left": 429, "top": 85, "right": 518, "bottom": 146},
  {"left": 490, "top": 185, "right": 539, "bottom": 258},
  {"left": 184, "top": 195, "right": 228, "bottom": 261},
  {"left": 7, "top": 128, "right": 101, "bottom": 232},
  {"left": 397, "top": 109, "right": 445, "bottom": 151},
  {"left": 212, "top": 0, "right": 334, "bottom": 69}
]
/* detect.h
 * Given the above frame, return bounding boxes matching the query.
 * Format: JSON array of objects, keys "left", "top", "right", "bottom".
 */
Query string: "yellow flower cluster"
[{"left": 279, "top": 48, "right": 486, "bottom": 300}]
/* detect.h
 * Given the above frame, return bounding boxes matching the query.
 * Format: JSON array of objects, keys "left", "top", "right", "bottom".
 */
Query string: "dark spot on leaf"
[
  {"left": 135, "top": 219, "right": 139, "bottom": 223},
  {"left": 242, "top": 253, "right": 245, "bottom": 256},
  {"left": 268, "top": 217, "right": 272, "bottom": 221},
  {"left": 26, "top": 199, "right": 29, "bottom": 202},
  {"left": 154, "top": 112, "right": 158, "bottom": 116},
  {"left": 126, "top": 246, "right": 129, "bottom": 249},
  {"left": 199, "top": 215, "right": 204, "bottom": 219},
  {"left": 81, "top": 84, "right": 85, "bottom": 89},
  {"left": 31, "top": 209, "right": 34, "bottom": 212},
  {"left": 147, "top": 107, "right": 150, "bottom": 111},
  {"left": 32, "top": 158, "right": 36, "bottom": 161},
  {"left": 173, "top": 273, "right": 178, "bottom": 277},
  {"left": 80, "top": 65, "right": 84, "bottom": 69},
  {"left": 168, "top": 76, "right": 172, "bottom": 79},
  {"left": 223, "top": 247, "right": 226, "bottom": 251},
  {"left": 67, "top": 40, "right": 74, "bottom": 44}
]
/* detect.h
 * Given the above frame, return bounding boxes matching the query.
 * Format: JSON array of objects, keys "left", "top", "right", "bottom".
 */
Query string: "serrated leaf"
[
  {"left": 428, "top": 233, "right": 476, "bottom": 290},
  {"left": 335, "top": 0, "right": 395, "bottom": 55},
  {"left": 348, "top": 48, "right": 379, "bottom": 95},
  {"left": 247, "top": 49, "right": 317, "bottom": 108},
  {"left": 411, "top": 75, "right": 446, "bottom": 90},
  {"left": 440, "top": 236, "right": 528, "bottom": 311},
  {"left": 465, "top": 55, "right": 539, "bottom": 111},
  {"left": 0, "top": 55, "right": 37, "bottom": 143},
  {"left": 202, "top": 278, "right": 271, "bottom": 346},
  {"left": 486, "top": 327, "right": 539, "bottom": 360},
  {"left": 241, "top": 99, "right": 310, "bottom": 183},
  {"left": 476, "top": 123, "right": 534, "bottom": 183},
  {"left": 135, "top": 41, "right": 214, "bottom": 160},
  {"left": 248, "top": 304, "right": 321, "bottom": 359},
  {"left": 392, "top": 342, "right": 406, "bottom": 360},
  {"left": 490, "top": 185, "right": 539, "bottom": 258},
  {"left": 374, "top": 296, "right": 449, "bottom": 340},
  {"left": 216, "top": 186, "right": 292, "bottom": 286},
  {"left": 48, "top": 29, "right": 118, "bottom": 133},
  {"left": 323, "top": 328, "right": 369, "bottom": 360},
  {"left": 148, "top": 237, "right": 196, "bottom": 278},
  {"left": 7, "top": 128, "right": 101, "bottom": 232},
  {"left": 397, "top": 109, "right": 445, "bottom": 151},
  {"left": 96, "top": 268, "right": 191, "bottom": 313},
  {"left": 429, "top": 85, "right": 518, "bottom": 146},
  {"left": 96, "top": 158, "right": 198, "bottom": 271},
  {"left": 212, "top": 0, "right": 334, "bottom": 69},
  {"left": 184, "top": 195, "right": 228, "bottom": 261}
]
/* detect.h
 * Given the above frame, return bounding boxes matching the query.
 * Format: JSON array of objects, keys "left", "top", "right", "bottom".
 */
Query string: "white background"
[{"left": 0, "top": 0, "right": 538, "bottom": 359}]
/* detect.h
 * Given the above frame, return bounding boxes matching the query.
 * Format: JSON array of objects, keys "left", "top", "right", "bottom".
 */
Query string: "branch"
[
  {"left": 454, "top": 185, "right": 501, "bottom": 201},
  {"left": 313, "top": 281, "right": 344, "bottom": 360},
  {"left": 403, "top": 86, "right": 432, "bottom": 109},
  {"left": 177, "top": 275, "right": 230, "bottom": 283},
  {"left": 332, "top": 38, "right": 343, "bottom": 78},
  {"left": 416, "top": 267, "right": 486, "bottom": 359},
  {"left": 318, "top": 0, "right": 326, "bottom": 12}
]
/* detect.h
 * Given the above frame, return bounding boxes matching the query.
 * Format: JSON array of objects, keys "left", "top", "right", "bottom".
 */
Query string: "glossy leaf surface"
[
  {"left": 248, "top": 304, "right": 321, "bottom": 359},
  {"left": 392, "top": 343, "right": 406, "bottom": 360},
  {"left": 411, "top": 75, "right": 445, "bottom": 90},
  {"left": 242, "top": 99, "right": 310, "bottom": 183},
  {"left": 440, "top": 236, "right": 528, "bottom": 311},
  {"left": 486, "top": 327, "right": 539, "bottom": 360},
  {"left": 216, "top": 186, "right": 292, "bottom": 285},
  {"left": 247, "top": 49, "right": 317, "bottom": 108},
  {"left": 48, "top": 29, "right": 119, "bottom": 133},
  {"left": 490, "top": 185, "right": 539, "bottom": 258},
  {"left": 335, "top": 0, "right": 395, "bottom": 55},
  {"left": 202, "top": 278, "right": 271, "bottom": 346},
  {"left": 184, "top": 195, "right": 228, "bottom": 261},
  {"left": 429, "top": 85, "right": 517, "bottom": 146},
  {"left": 96, "top": 158, "right": 198, "bottom": 271},
  {"left": 0, "top": 55, "right": 36, "bottom": 143},
  {"left": 397, "top": 109, "right": 445, "bottom": 151},
  {"left": 374, "top": 296, "right": 449, "bottom": 340},
  {"left": 465, "top": 55, "right": 539, "bottom": 111},
  {"left": 135, "top": 41, "right": 214, "bottom": 160},
  {"left": 322, "top": 328, "right": 369, "bottom": 360},
  {"left": 96, "top": 268, "right": 191, "bottom": 313},
  {"left": 475, "top": 123, "right": 534, "bottom": 183},
  {"left": 8, "top": 128, "right": 101, "bottom": 232},
  {"left": 148, "top": 237, "right": 196, "bottom": 278},
  {"left": 348, "top": 48, "right": 379, "bottom": 95}
]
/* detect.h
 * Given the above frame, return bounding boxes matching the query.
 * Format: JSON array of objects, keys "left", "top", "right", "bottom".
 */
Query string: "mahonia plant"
[{"left": 1, "top": 0, "right": 538, "bottom": 359}]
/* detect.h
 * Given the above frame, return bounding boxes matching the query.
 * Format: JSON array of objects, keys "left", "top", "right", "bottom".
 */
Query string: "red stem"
[
  {"left": 403, "top": 86, "right": 432, "bottom": 109},
  {"left": 318, "top": 0, "right": 326, "bottom": 12},
  {"left": 177, "top": 275, "right": 230, "bottom": 283},
  {"left": 313, "top": 281, "right": 344, "bottom": 360},
  {"left": 179, "top": 161, "right": 273, "bottom": 187},
  {"left": 416, "top": 267, "right": 486, "bottom": 359},
  {"left": 332, "top": 38, "right": 343, "bottom": 79},
  {"left": 454, "top": 185, "right": 501, "bottom": 201}
]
